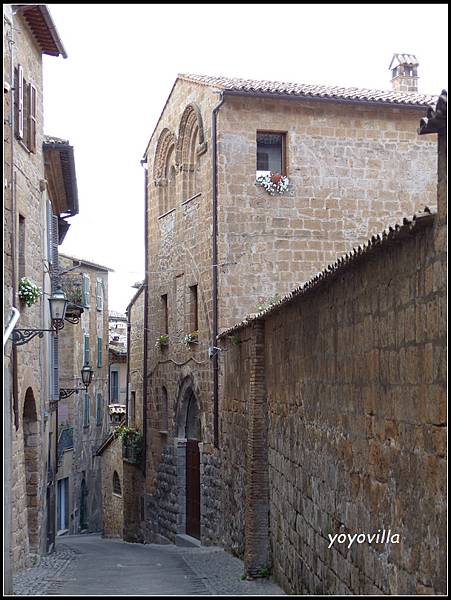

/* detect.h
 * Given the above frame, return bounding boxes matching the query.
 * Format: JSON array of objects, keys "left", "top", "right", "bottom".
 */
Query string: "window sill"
[
  {"left": 181, "top": 192, "right": 201, "bottom": 206},
  {"left": 158, "top": 207, "right": 176, "bottom": 220}
]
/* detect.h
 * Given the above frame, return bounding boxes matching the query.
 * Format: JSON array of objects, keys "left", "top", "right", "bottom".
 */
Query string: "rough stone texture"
[
  {"left": 4, "top": 7, "right": 57, "bottom": 574},
  {"left": 138, "top": 76, "right": 437, "bottom": 555},
  {"left": 99, "top": 435, "right": 124, "bottom": 538},
  {"left": 221, "top": 181, "right": 446, "bottom": 594},
  {"left": 128, "top": 286, "right": 145, "bottom": 430},
  {"left": 58, "top": 256, "right": 110, "bottom": 535}
]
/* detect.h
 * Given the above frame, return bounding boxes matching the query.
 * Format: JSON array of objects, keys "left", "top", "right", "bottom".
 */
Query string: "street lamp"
[
  {"left": 12, "top": 285, "right": 71, "bottom": 346},
  {"left": 59, "top": 362, "right": 94, "bottom": 399}
]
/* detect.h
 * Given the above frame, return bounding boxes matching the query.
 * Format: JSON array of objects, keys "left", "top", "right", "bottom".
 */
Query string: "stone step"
[{"left": 175, "top": 533, "right": 201, "bottom": 547}]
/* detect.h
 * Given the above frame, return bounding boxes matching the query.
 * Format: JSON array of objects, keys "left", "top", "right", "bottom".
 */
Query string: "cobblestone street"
[{"left": 11, "top": 534, "right": 284, "bottom": 596}]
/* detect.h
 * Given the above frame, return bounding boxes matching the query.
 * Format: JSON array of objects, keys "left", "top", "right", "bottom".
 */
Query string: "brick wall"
[{"left": 221, "top": 197, "right": 446, "bottom": 593}]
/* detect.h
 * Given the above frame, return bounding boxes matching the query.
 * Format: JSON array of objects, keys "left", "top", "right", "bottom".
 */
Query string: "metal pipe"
[
  {"left": 3, "top": 307, "right": 20, "bottom": 347},
  {"left": 211, "top": 92, "right": 225, "bottom": 449},
  {"left": 142, "top": 161, "right": 149, "bottom": 476}
]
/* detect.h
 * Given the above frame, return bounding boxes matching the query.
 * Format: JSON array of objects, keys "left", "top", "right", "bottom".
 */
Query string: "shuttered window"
[
  {"left": 82, "top": 273, "right": 90, "bottom": 307},
  {"left": 27, "top": 83, "right": 37, "bottom": 153},
  {"left": 110, "top": 370, "right": 119, "bottom": 402},
  {"left": 83, "top": 392, "right": 90, "bottom": 427},
  {"left": 50, "top": 215, "right": 59, "bottom": 291},
  {"left": 83, "top": 334, "right": 90, "bottom": 365},
  {"left": 96, "top": 393, "right": 102, "bottom": 426},
  {"left": 96, "top": 279, "right": 103, "bottom": 311},
  {"left": 16, "top": 65, "right": 24, "bottom": 140},
  {"left": 51, "top": 335, "right": 59, "bottom": 401},
  {"left": 97, "top": 337, "right": 102, "bottom": 368}
]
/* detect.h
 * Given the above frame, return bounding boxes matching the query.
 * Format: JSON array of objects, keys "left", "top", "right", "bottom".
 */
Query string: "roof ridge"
[{"left": 177, "top": 73, "right": 437, "bottom": 106}]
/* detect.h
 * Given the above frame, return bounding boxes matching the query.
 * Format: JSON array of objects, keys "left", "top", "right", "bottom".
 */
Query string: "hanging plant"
[
  {"left": 183, "top": 330, "right": 198, "bottom": 347},
  {"left": 255, "top": 172, "right": 290, "bottom": 196},
  {"left": 18, "top": 277, "right": 42, "bottom": 307},
  {"left": 155, "top": 334, "right": 169, "bottom": 350}
]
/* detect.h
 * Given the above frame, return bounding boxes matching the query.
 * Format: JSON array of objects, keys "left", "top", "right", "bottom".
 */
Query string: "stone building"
[
  {"left": 97, "top": 283, "right": 145, "bottom": 541},
  {"left": 3, "top": 4, "right": 74, "bottom": 589},
  {"left": 134, "top": 61, "right": 438, "bottom": 548},
  {"left": 108, "top": 311, "right": 127, "bottom": 425},
  {"left": 217, "top": 92, "right": 447, "bottom": 594},
  {"left": 57, "top": 254, "right": 112, "bottom": 534}
]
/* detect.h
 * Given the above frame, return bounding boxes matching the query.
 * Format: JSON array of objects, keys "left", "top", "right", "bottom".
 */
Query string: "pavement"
[{"left": 11, "top": 533, "right": 285, "bottom": 596}]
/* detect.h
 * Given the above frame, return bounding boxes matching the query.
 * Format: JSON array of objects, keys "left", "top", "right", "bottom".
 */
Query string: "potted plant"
[
  {"left": 114, "top": 425, "right": 143, "bottom": 464},
  {"left": 255, "top": 172, "right": 290, "bottom": 196},
  {"left": 183, "top": 330, "right": 199, "bottom": 347},
  {"left": 18, "top": 277, "right": 42, "bottom": 307},
  {"left": 155, "top": 334, "right": 169, "bottom": 350}
]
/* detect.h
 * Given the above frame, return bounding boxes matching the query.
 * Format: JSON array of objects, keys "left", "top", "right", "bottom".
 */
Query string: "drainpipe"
[
  {"left": 141, "top": 159, "right": 149, "bottom": 476},
  {"left": 211, "top": 92, "right": 225, "bottom": 449}
]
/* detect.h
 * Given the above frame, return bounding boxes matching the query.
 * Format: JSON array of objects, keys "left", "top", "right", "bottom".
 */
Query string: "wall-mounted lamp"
[
  {"left": 59, "top": 362, "right": 94, "bottom": 399},
  {"left": 12, "top": 284, "right": 71, "bottom": 346}
]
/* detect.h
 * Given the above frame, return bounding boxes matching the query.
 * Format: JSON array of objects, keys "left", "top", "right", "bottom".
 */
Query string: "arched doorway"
[
  {"left": 80, "top": 478, "right": 88, "bottom": 531},
  {"left": 23, "top": 388, "right": 39, "bottom": 551},
  {"left": 185, "top": 392, "right": 200, "bottom": 539},
  {"left": 175, "top": 381, "right": 201, "bottom": 540}
]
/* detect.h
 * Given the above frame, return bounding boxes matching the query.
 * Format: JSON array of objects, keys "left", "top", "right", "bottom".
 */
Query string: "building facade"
[
  {"left": 108, "top": 311, "right": 127, "bottom": 425},
  {"left": 136, "top": 64, "right": 438, "bottom": 548},
  {"left": 57, "top": 254, "right": 111, "bottom": 534},
  {"left": 218, "top": 93, "right": 447, "bottom": 594},
  {"left": 3, "top": 4, "right": 73, "bottom": 589}
]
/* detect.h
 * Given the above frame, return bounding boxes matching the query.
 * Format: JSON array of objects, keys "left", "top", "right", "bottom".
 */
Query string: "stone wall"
[
  {"left": 221, "top": 200, "right": 446, "bottom": 593},
  {"left": 128, "top": 286, "right": 145, "bottom": 430},
  {"left": 99, "top": 436, "right": 123, "bottom": 538},
  {"left": 217, "top": 95, "right": 437, "bottom": 331}
]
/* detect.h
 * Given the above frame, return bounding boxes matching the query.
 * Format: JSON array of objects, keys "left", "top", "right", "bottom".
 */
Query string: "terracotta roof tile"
[{"left": 178, "top": 73, "right": 436, "bottom": 107}]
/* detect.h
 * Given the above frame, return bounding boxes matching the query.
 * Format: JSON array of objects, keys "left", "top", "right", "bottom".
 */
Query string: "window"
[
  {"left": 15, "top": 65, "right": 24, "bottom": 140},
  {"left": 189, "top": 285, "right": 198, "bottom": 332},
  {"left": 83, "top": 334, "right": 90, "bottom": 366},
  {"left": 161, "top": 387, "right": 168, "bottom": 432},
  {"left": 110, "top": 370, "right": 119, "bottom": 402},
  {"left": 97, "top": 337, "right": 103, "bottom": 368},
  {"left": 83, "top": 392, "right": 90, "bottom": 427},
  {"left": 96, "top": 278, "right": 103, "bottom": 311},
  {"left": 27, "top": 83, "right": 37, "bottom": 153},
  {"left": 129, "top": 391, "right": 136, "bottom": 427},
  {"left": 18, "top": 215, "right": 25, "bottom": 281},
  {"left": 113, "top": 471, "right": 121, "bottom": 496},
  {"left": 96, "top": 393, "right": 102, "bottom": 426},
  {"left": 256, "top": 132, "right": 286, "bottom": 177},
  {"left": 82, "top": 273, "right": 90, "bottom": 307},
  {"left": 161, "top": 294, "right": 168, "bottom": 334}
]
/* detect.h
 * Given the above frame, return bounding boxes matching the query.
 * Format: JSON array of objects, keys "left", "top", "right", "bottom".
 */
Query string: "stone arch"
[
  {"left": 176, "top": 104, "right": 207, "bottom": 199},
  {"left": 175, "top": 376, "right": 202, "bottom": 440},
  {"left": 153, "top": 127, "right": 177, "bottom": 183},
  {"left": 113, "top": 471, "right": 122, "bottom": 496},
  {"left": 23, "top": 388, "right": 39, "bottom": 551}
]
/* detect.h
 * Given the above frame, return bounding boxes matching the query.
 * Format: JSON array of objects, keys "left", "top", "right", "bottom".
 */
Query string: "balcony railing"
[{"left": 60, "top": 272, "right": 85, "bottom": 317}]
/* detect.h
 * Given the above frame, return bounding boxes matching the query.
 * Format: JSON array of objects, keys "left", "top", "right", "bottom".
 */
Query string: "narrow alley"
[{"left": 13, "top": 534, "right": 284, "bottom": 596}]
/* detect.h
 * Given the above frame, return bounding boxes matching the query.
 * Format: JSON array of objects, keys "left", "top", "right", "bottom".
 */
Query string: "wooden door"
[{"left": 186, "top": 439, "right": 200, "bottom": 539}]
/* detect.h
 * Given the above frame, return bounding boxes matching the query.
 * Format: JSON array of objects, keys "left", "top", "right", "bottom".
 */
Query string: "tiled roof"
[
  {"left": 219, "top": 208, "right": 436, "bottom": 338},
  {"left": 178, "top": 73, "right": 436, "bottom": 107},
  {"left": 389, "top": 53, "right": 419, "bottom": 69}
]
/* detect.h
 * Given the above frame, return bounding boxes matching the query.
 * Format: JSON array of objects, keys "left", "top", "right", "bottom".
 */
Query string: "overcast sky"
[{"left": 42, "top": 3, "right": 448, "bottom": 313}]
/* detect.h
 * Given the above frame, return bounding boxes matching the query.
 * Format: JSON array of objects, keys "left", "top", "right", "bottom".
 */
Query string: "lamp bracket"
[{"left": 12, "top": 328, "right": 53, "bottom": 346}]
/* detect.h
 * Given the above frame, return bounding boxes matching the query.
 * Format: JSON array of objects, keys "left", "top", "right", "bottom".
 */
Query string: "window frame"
[{"left": 256, "top": 130, "right": 287, "bottom": 177}]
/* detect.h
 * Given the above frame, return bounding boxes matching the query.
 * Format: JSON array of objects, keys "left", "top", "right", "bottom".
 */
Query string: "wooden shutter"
[
  {"left": 82, "top": 274, "right": 90, "bottom": 307},
  {"left": 51, "top": 334, "right": 59, "bottom": 401},
  {"left": 46, "top": 201, "right": 53, "bottom": 263},
  {"left": 84, "top": 334, "right": 90, "bottom": 365},
  {"left": 28, "top": 83, "right": 37, "bottom": 152},
  {"left": 96, "top": 393, "right": 102, "bottom": 425},
  {"left": 96, "top": 279, "right": 103, "bottom": 311},
  {"left": 17, "top": 65, "right": 24, "bottom": 140},
  {"left": 51, "top": 214, "right": 59, "bottom": 292},
  {"left": 83, "top": 392, "right": 90, "bottom": 427},
  {"left": 97, "top": 337, "right": 102, "bottom": 368}
]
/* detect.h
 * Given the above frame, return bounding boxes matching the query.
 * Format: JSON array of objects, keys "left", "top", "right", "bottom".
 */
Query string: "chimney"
[{"left": 389, "top": 53, "right": 419, "bottom": 92}]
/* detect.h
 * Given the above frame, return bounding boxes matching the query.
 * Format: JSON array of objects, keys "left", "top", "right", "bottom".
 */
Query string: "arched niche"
[{"left": 23, "top": 388, "right": 39, "bottom": 550}]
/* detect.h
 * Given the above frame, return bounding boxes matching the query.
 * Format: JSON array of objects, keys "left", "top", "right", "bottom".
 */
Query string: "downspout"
[
  {"left": 211, "top": 92, "right": 225, "bottom": 449},
  {"left": 141, "top": 159, "right": 149, "bottom": 476}
]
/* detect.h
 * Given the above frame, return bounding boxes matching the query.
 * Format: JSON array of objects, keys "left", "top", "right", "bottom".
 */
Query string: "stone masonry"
[{"left": 219, "top": 114, "right": 446, "bottom": 594}]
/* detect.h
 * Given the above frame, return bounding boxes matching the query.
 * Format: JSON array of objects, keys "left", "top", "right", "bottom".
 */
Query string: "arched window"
[
  {"left": 113, "top": 471, "right": 122, "bottom": 496},
  {"left": 176, "top": 104, "right": 206, "bottom": 201},
  {"left": 153, "top": 128, "right": 177, "bottom": 216}
]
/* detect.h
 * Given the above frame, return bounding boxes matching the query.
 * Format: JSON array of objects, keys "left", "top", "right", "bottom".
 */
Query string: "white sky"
[{"left": 42, "top": 3, "right": 448, "bottom": 313}]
